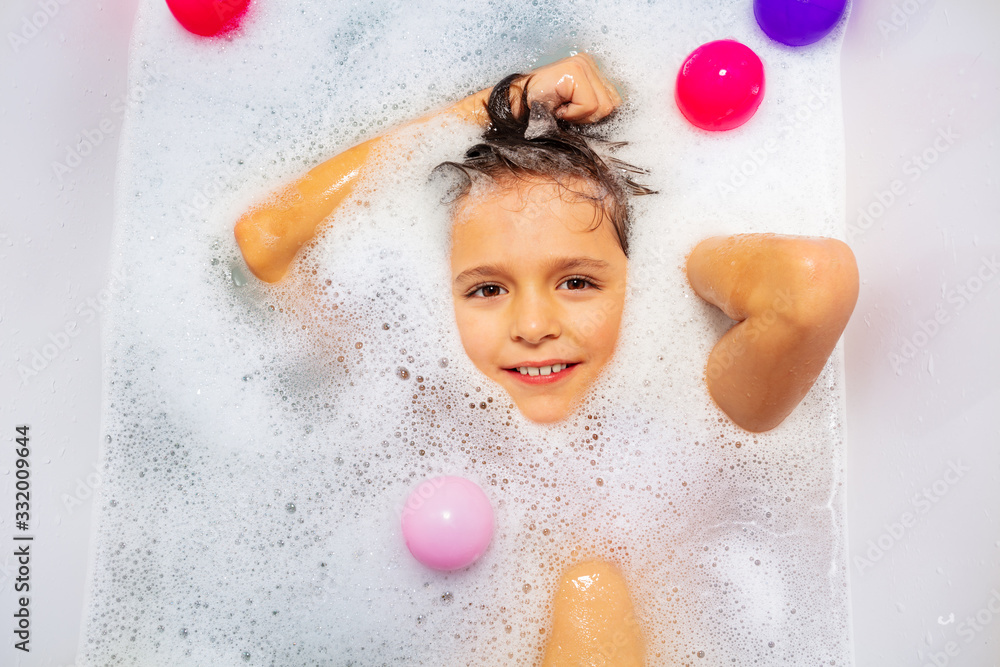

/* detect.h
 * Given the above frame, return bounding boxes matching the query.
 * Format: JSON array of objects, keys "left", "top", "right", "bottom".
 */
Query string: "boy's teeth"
[{"left": 517, "top": 364, "right": 565, "bottom": 375}]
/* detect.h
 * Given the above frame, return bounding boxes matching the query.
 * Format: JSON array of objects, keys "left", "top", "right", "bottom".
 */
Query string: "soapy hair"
[{"left": 435, "top": 72, "right": 655, "bottom": 257}]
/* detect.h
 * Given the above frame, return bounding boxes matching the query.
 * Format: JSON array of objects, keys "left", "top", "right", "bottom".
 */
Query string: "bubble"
[
  {"left": 285, "top": 502, "right": 296, "bottom": 513},
  {"left": 397, "top": 367, "right": 410, "bottom": 380}
]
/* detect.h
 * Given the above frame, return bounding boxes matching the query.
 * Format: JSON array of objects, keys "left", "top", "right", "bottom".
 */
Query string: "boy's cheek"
[
  {"left": 454, "top": 307, "right": 500, "bottom": 368},
  {"left": 566, "top": 299, "right": 623, "bottom": 352}
]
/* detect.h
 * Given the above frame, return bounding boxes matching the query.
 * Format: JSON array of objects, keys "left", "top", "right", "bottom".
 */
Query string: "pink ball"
[
  {"left": 165, "top": 0, "right": 251, "bottom": 37},
  {"left": 675, "top": 40, "right": 766, "bottom": 131},
  {"left": 401, "top": 476, "right": 494, "bottom": 571}
]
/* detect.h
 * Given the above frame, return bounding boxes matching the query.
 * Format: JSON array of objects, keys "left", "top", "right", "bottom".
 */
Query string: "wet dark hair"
[{"left": 435, "top": 72, "right": 655, "bottom": 257}]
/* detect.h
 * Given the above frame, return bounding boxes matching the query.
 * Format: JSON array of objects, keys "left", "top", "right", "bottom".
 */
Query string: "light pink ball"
[{"left": 401, "top": 476, "right": 494, "bottom": 571}]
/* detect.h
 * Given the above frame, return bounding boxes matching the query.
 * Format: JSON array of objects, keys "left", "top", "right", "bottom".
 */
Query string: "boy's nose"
[{"left": 509, "top": 292, "right": 561, "bottom": 344}]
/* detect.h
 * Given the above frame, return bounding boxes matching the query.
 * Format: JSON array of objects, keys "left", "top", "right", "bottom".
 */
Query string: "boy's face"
[{"left": 450, "top": 177, "right": 627, "bottom": 424}]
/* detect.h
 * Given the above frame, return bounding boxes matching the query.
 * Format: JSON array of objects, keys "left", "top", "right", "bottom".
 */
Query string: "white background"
[{"left": 0, "top": 0, "right": 997, "bottom": 665}]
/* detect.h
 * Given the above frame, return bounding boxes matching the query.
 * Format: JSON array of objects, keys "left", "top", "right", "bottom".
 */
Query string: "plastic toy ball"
[
  {"left": 754, "top": 0, "right": 848, "bottom": 47},
  {"left": 401, "top": 476, "right": 494, "bottom": 571},
  {"left": 165, "top": 0, "right": 251, "bottom": 37},
  {"left": 675, "top": 40, "right": 765, "bottom": 132}
]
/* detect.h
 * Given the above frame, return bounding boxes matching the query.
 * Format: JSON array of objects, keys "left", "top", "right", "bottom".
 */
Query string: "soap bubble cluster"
[{"left": 80, "top": 0, "right": 852, "bottom": 664}]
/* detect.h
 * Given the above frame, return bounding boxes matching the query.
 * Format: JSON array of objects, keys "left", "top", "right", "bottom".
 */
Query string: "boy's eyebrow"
[{"left": 453, "top": 257, "right": 612, "bottom": 285}]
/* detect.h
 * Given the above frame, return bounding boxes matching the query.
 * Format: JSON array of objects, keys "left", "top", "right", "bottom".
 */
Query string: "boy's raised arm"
[
  {"left": 233, "top": 54, "right": 620, "bottom": 284},
  {"left": 685, "top": 234, "right": 859, "bottom": 433},
  {"left": 233, "top": 92, "right": 489, "bottom": 284}
]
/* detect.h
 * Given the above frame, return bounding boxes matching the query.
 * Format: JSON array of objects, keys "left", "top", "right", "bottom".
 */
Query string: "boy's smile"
[{"left": 450, "top": 177, "right": 628, "bottom": 423}]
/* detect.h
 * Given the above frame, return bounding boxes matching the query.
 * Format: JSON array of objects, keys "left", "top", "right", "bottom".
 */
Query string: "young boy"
[
  {"left": 235, "top": 53, "right": 858, "bottom": 432},
  {"left": 234, "top": 54, "right": 858, "bottom": 662}
]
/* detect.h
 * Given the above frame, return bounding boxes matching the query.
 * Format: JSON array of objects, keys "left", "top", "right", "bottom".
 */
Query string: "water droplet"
[
  {"left": 285, "top": 502, "right": 296, "bottom": 513},
  {"left": 230, "top": 264, "right": 248, "bottom": 287},
  {"left": 105, "top": 435, "right": 112, "bottom": 443}
]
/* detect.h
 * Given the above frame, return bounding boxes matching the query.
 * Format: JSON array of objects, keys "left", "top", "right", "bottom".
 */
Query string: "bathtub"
[{"left": 1, "top": 0, "right": 996, "bottom": 664}]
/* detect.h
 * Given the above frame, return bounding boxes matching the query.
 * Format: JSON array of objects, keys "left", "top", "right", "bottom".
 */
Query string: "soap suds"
[{"left": 80, "top": 0, "right": 853, "bottom": 664}]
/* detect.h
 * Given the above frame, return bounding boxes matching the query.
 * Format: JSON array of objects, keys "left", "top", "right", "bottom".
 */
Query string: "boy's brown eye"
[
  {"left": 469, "top": 284, "right": 508, "bottom": 298},
  {"left": 559, "top": 277, "right": 593, "bottom": 290}
]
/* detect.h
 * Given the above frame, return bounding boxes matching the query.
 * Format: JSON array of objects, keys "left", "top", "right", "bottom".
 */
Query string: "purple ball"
[{"left": 754, "top": 0, "right": 848, "bottom": 47}]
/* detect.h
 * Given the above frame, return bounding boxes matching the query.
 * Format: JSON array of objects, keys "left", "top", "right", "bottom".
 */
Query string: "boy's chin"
[{"left": 512, "top": 395, "right": 576, "bottom": 425}]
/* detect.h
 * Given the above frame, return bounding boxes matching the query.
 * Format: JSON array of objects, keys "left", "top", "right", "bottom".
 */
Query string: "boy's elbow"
[
  {"left": 234, "top": 217, "right": 288, "bottom": 284},
  {"left": 788, "top": 239, "right": 859, "bottom": 331}
]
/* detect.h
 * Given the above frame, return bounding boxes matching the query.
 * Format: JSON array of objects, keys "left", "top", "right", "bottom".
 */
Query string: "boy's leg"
[{"left": 541, "top": 560, "right": 645, "bottom": 666}]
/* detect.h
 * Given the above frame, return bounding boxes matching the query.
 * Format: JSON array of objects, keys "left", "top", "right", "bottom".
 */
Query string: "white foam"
[{"left": 81, "top": 0, "right": 853, "bottom": 664}]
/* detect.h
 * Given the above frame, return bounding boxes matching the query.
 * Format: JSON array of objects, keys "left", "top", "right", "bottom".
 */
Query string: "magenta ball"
[
  {"left": 401, "top": 476, "right": 494, "bottom": 571},
  {"left": 754, "top": 0, "right": 848, "bottom": 47},
  {"left": 165, "top": 0, "right": 250, "bottom": 37},
  {"left": 675, "top": 40, "right": 765, "bottom": 132}
]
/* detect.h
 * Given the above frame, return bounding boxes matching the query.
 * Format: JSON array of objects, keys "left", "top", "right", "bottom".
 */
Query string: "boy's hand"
[
  {"left": 515, "top": 53, "right": 622, "bottom": 124},
  {"left": 686, "top": 234, "right": 859, "bottom": 432}
]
